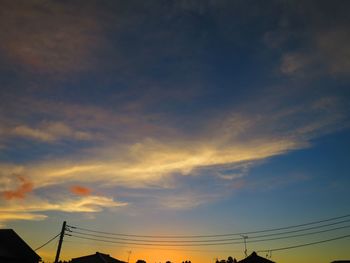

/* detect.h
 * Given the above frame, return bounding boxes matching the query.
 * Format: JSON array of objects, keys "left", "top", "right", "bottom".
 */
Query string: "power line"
[
  {"left": 66, "top": 223, "right": 350, "bottom": 247},
  {"left": 257, "top": 234, "right": 350, "bottom": 253},
  {"left": 34, "top": 233, "right": 61, "bottom": 251},
  {"left": 245, "top": 225, "right": 350, "bottom": 244},
  {"left": 66, "top": 219, "right": 350, "bottom": 244},
  {"left": 66, "top": 214, "right": 350, "bottom": 238},
  {"left": 61, "top": 215, "right": 350, "bottom": 258},
  {"left": 66, "top": 234, "right": 242, "bottom": 247},
  {"left": 244, "top": 219, "right": 350, "bottom": 239}
]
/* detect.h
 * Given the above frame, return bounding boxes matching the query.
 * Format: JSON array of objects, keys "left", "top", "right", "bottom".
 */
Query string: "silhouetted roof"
[
  {"left": 331, "top": 261, "right": 350, "bottom": 263},
  {"left": 71, "top": 252, "right": 127, "bottom": 263},
  {"left": 0, "top": 229, "right": 41, "bottom": 262},
  {"left": 238, "top": 252, "right": 275, "bottom": 263}
]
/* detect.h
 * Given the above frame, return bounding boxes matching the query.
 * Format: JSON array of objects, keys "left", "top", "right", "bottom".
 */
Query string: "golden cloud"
[
  {"left": 0, "top": 212, "right": 47, "bottom": 222},
  {"left": 0, "top": 194, "right": 126, "bottom": 226},
  {"left": 1, "top": 94, "right": 343, "bottom": 193},
  {"left": 0, "top": 135, "right": 303, "bottom": 192},
  {"left": 0, "top": 94, "right": 346, "bottom": 221}
]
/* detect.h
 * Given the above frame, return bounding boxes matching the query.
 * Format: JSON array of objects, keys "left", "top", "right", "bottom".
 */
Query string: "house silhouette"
[
  {"left": 71, "top": 252, "right": 127, "bottom": 263},
  {"left": 238, "top": 252, "right": 275, "bottom": 263},
  {"left": 0, "top": 229, "right": 41, "bottom": 263}
]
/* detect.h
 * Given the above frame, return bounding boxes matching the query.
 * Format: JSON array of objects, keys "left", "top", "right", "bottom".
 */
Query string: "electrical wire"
[
  {"left": 244, "top": 225, "right": 350, "bottom": 244},
  {"left": 66, "top": 219, "right": 350, "bottom": 243},
  {"left": 66, "top": 214, "right": 350, "bottom": 238},
  {"left": 66, "top": 234, "right": 240, "bottom": 246},
  {"left": 34, "top": 233, "right": 61, "bottom": 251},
  {"left": 256, "top": 234, "right": 350, "bottom": 253},
  {"left": 66, "top": 224, "right": 350, "bottom": 247}
]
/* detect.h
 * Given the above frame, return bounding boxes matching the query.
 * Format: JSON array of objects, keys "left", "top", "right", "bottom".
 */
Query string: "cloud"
[
  {"left": 0, "top": 212, "right": 47, "bottom": 227},
  {"left": 1, "top": 195, "right": 126, "bottom": 213},
  {"left": 315, "top": 28, "right": 350, "bottom": 75},
  {"left": 0, "top": 1, "right": 102, "bottom": 74},
  {"left": 280, "top": 52, "right": 311, "bottom": 75},
  {"left": 279, "top": 30, "right": 350, "bottom": 77},
  {"left": 11, "top": 121, "right": 93, "bottom": 142},
  {"left": 12, "top": 125, "right": 55, "bottom": 142},
  {"left": 55, "top": 195, "right": 127, "bottom": 213},
  {"left": 0, "top": 136, "right": 300, "bottom": 192},
  {"left": 0, "top": 194, "right": 126, "bottom": 226},
  {"left": 273, "top": 25, "right": 350, "bottom": 77},
  {"left": 0, "top": 94, "right": 345, "bottom": 191},
  {"left": 0, "top": 97, "right": 170, "bottom": 148},
  {"left": 0, "top": 90, "right": 346, "bottom": 218},
  {"left": 2, "top": 175, "right": 33, "bottom": 200},
  {"left": 70, "top": 185, "right": 92, "bottom": 196},
  {"left": 158, "top": 192, "right": 216, "bottom": 210}
]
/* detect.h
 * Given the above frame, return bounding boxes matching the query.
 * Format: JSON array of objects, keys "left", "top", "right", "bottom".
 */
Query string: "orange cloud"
[
  {"left": 2, "top": 176, "right": 33, "bottom": 200},
  {"left": 70, "top": 185, "right": 92, "bottom": 196}
]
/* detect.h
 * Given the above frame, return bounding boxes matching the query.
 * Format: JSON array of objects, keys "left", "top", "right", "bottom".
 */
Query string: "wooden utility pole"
[
  {"left": 54, "top": 221, "right": 66, "bottom": 263},
  {"left": 240, "top": 235, "right": 248, "bottom": 257}
]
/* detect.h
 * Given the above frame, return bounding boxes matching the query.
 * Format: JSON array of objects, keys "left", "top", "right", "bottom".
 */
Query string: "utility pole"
[
  {"left": 54, "top": 221, "right": 66, "bottom": 263},
  {"left": 127, "top": 250, "right": 132, "bottom": 263},
  {"left": 240, "top": 235, "right": 248, "bottom": 258}
]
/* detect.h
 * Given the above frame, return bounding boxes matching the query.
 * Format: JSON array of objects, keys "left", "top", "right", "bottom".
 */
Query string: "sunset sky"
[{"left": 0, "top": 1, "right": 349, "bottom": 263}]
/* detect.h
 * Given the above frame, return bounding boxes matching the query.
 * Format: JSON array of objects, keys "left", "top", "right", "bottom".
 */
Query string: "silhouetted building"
[
  {"left": 238, "top": 252, "right": 275, "bottom": 263},
  {"left": 331, "top": 261, "right": 350, "bottom": 263},
  {"left": 71, "top": 252, "right": 126, "bottom": 263},
  {"left": 0, "top": 229, "right": 41, "bottom": 263}
]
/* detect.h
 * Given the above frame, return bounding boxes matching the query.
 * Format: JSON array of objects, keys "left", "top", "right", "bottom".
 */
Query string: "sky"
[{"left": 0, "top": 0, "right": 350, "bottom": 262}]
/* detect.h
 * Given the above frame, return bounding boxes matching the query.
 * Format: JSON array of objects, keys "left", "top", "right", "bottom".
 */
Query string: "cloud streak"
[
  {"left": 1, "top": 95, "right": 344, "bottom": 192},
  {"left": 11, "top": 122, "right": 92, "bottom": 142},
  {"left": 0, "top": 194, "right": 126, "bottom": 226},
  {"left": 0, "top": 87, "right": 347, "bottom": 224}
]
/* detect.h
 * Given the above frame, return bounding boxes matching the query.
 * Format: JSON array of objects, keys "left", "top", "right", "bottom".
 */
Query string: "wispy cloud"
[
  {"left": 0, "top": 194, "right": 126, "bottom": 226},
  {"left": 280, "top": 52, "right": 311, "bottom": 75},
  {"left": 0, "top": 1, "right": 102, "bottom": 74},
  {"left": 267, "top": 15, "right": 350, "bottom": 77},
  {"left": 11, "top": 121, "right": 93, "bottom": 142},
  {"left": 1, "top": 95, "right": 345, "bottom": 190},
  {"left": 0, "top": 212, "right": 47, "bottom": 227},
  {"left": 315, "top": 28, "right": 350, "bottom": 75},
  {"left": 0, "top": 87, "right": 346, "bottom": 222}
]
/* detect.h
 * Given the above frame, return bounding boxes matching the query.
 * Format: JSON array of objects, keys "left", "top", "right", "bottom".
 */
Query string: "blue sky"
[{"left": 0, "top": 1, "right": 349, "bottom": 262}]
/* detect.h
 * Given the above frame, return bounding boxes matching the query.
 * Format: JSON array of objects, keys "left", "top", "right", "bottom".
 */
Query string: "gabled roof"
[
  {"left": 71, "top": 252, "right": 126, "bottom": 263},
  {"left": 238, "top": 252, "right": 275, "bottom": 263},
  {"left": 0, "top": 229, "right": 41, "bottom": 261}
]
